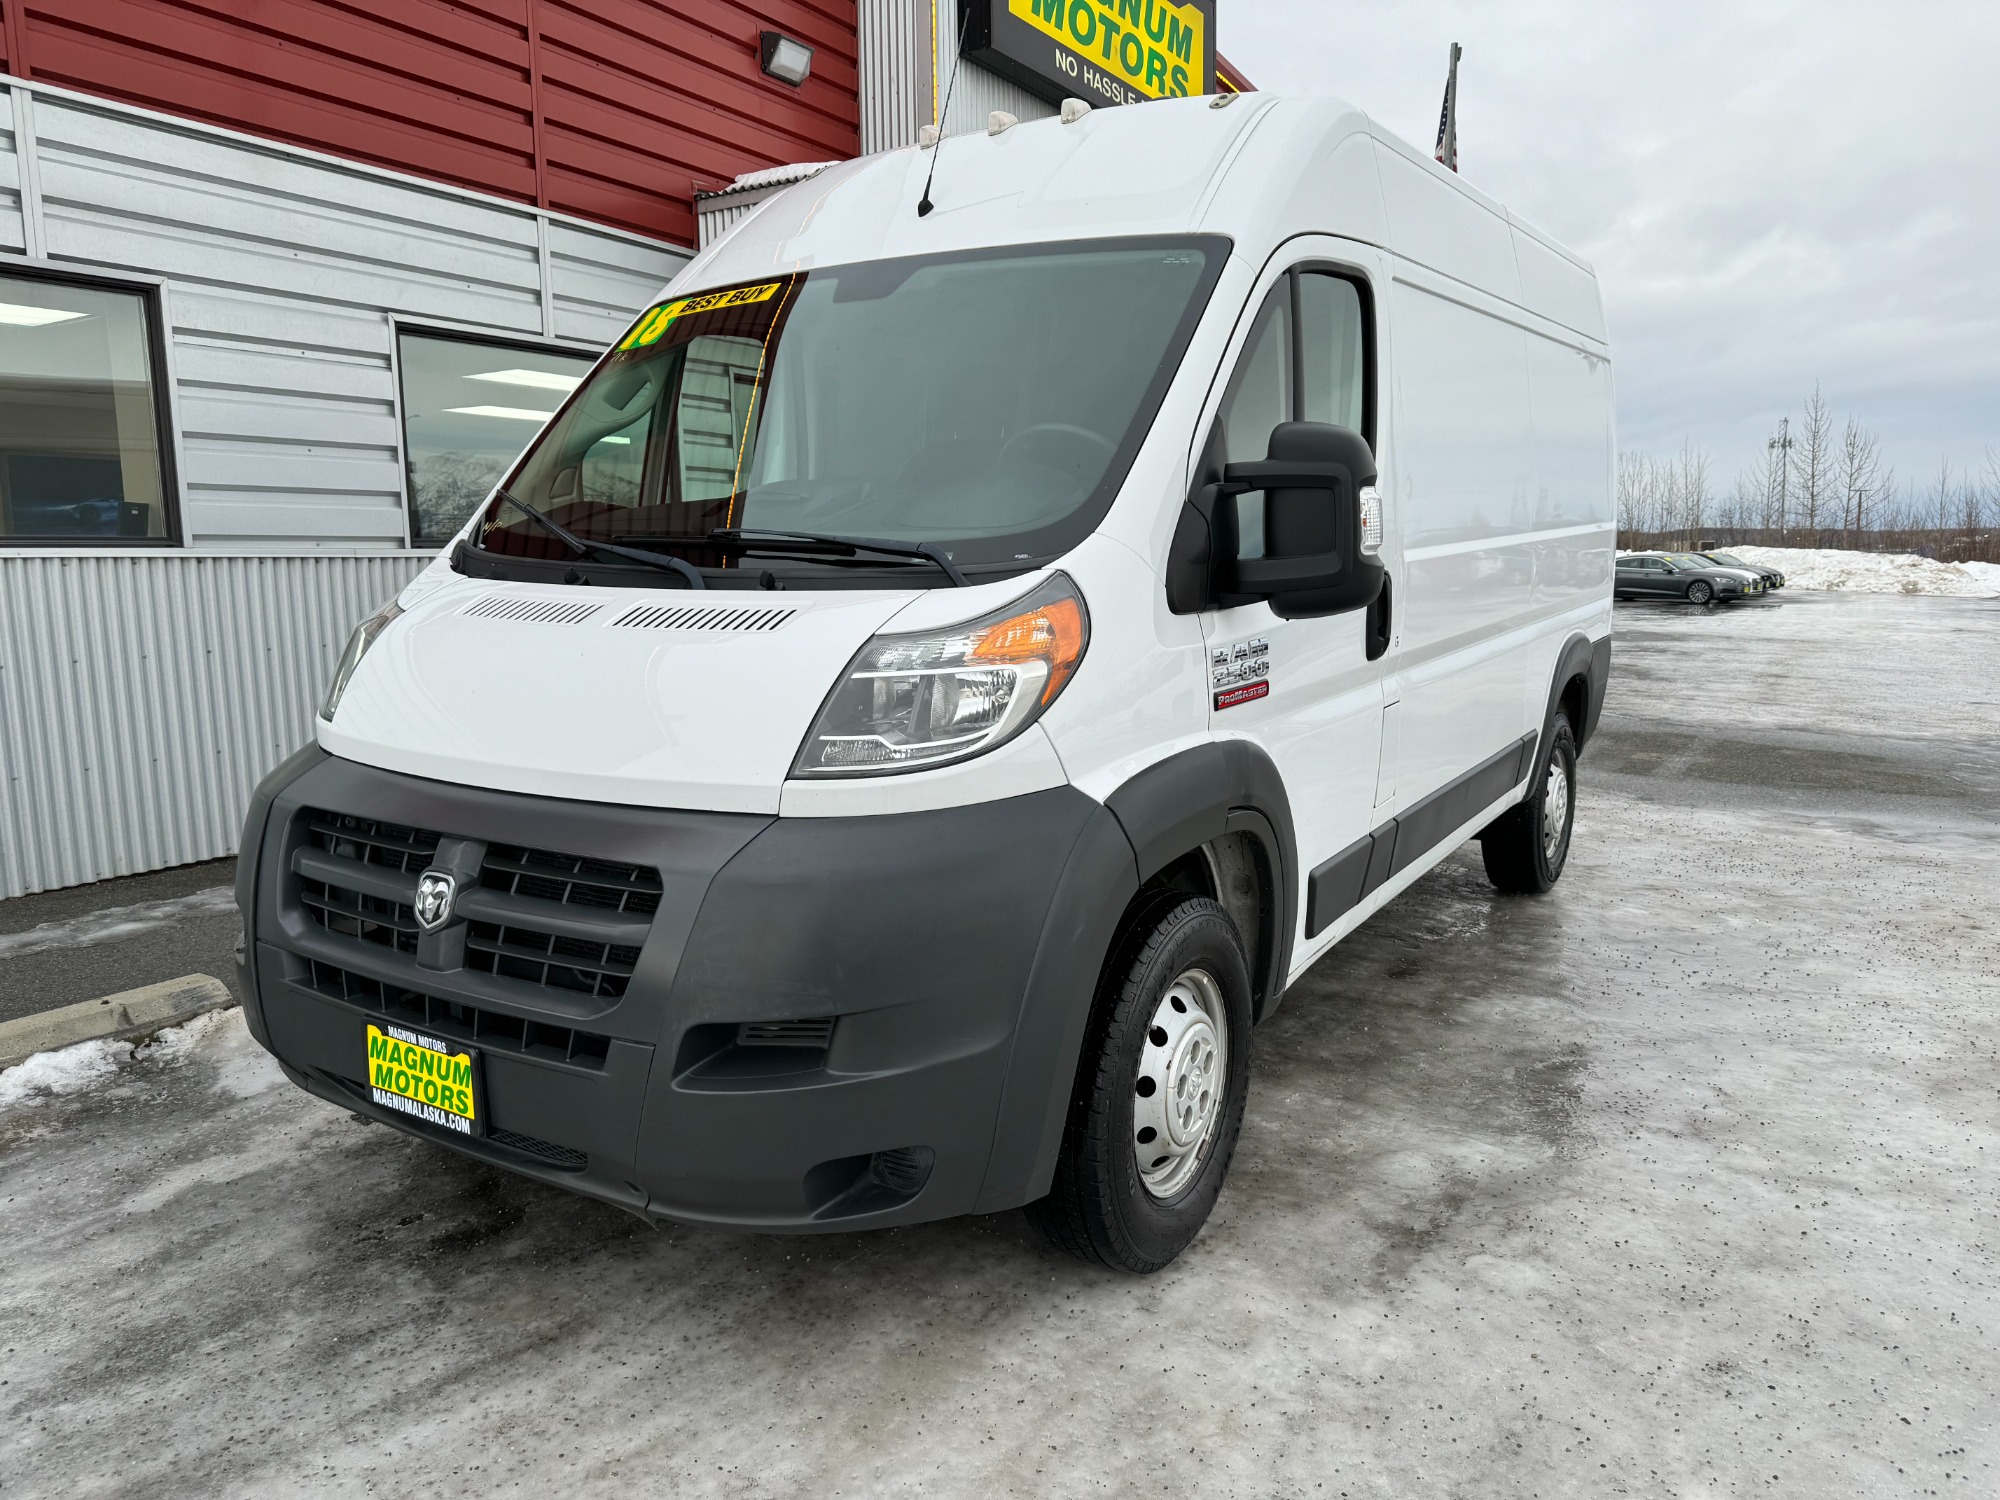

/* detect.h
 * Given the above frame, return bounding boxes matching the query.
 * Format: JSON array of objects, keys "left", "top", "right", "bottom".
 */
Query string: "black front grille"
[
  {"left": 299, "top": 813, "right": 438, "bottom": 957},
  {"left": 464, "top": 921, "right": 642, "bottom": 999},
  {"left": 738, "top": 1018, "right": 836, "bottom": 1049},
  {"left": 479, "top": 846, "right": 662, "bottom": 916},
  {"left": 305, "top": 960, "right": 611, "bottom": 1070},
  {"left": 489, "top": 1129, "right": 589, "bottom": 1170},
  {"left": 294, "top": 810, "right": 660, "bottom": 1001}
]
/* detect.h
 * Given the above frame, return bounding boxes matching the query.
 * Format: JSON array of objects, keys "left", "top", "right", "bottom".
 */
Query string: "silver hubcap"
[
  {"left": 1542, "top": 756, "right": 1571, "bottom": 863},
  {"left": 1134, "top": 967, "right": 1228, "bottom": 1199}
]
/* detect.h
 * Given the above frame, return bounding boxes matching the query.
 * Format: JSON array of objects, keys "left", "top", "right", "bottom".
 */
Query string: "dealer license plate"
[{"left": 365, "top": 1022, "right": 483, "bottom": 1137}]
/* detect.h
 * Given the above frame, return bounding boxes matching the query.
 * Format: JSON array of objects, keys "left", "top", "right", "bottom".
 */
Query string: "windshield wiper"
[
  {"left": 487, "top": 489, "right": 704, "bottom": 590},
  {"left": 708, "top": 528, "right": 968, "bottom": 587}
]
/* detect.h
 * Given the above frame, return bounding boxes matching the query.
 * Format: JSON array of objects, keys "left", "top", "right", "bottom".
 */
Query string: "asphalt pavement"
[
  {"left": 3, "top": 589, "right": 1996, "bottom": 1497},
  {"left": 0, "top": 859, "right": 240, "bottom": 1024}
]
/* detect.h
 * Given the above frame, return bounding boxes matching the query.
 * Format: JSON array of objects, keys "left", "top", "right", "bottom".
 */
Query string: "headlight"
[
  {"left": 319, "top": 599, "right": 404, "bottom": 722},
  {"left": 793, "top": 574, "right": 1088, "bottom": 777}
]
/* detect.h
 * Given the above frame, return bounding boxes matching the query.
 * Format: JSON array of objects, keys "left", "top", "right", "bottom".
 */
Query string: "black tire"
[
  {"left": 1686, "top": 579, "right": 1713, "bottom": 605},
  {"left": 1479, "top": 714, "right": 1578, "bottom": 893},
  {"left": 1027, "top": 895, "right": 1253, "bottom": 1274}
]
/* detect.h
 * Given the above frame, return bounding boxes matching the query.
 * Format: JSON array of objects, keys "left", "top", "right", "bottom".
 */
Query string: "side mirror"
[{"left": 1167, "top": 421, "right": 1386, "bottom": 619}]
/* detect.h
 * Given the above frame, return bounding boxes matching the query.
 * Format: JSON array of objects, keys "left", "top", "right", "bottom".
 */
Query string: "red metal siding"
[{"left": 3, "top": 0, "right": 860, "bottom": 246}]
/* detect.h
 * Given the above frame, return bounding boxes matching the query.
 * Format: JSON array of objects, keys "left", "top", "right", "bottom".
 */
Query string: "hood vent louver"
[
  {"left": 463, "top": 596, "right": 605, "bottom": 626},
  {"left": 612, "top": 604, "right": 798, "bottom": 633}
]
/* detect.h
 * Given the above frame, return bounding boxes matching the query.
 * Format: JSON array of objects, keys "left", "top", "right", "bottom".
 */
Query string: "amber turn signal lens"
[{"left": 969, "top": 597, "right": 1087, "bottom": 704}]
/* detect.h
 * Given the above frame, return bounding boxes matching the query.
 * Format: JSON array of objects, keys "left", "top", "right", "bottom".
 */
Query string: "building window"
[
  {"left": 0, "top": 269, "right": 175, "bottom": 544},
  {"left": 397, "top": 331, "right": 598, "bottom": 544}
]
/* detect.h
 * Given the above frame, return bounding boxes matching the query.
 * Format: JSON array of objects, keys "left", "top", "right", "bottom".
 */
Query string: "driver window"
[{"left": 1299, "top": 273, "right": 1365, "bottom": 432}]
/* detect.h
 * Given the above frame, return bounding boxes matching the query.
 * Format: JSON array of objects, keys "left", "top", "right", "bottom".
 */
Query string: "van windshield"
[{"left": 472, "top": 238, "right": 1225, "bottom": 580}]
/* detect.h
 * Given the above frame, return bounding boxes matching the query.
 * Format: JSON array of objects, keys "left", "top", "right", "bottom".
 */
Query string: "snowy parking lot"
[{"left": 4, "top": 591, "right": 1997, "bottom": 1498}]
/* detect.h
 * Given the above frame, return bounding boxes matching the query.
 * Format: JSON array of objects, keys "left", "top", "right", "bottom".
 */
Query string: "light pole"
[{"left": 1768, "top": 418, "right": 1794, "bottom": 542}]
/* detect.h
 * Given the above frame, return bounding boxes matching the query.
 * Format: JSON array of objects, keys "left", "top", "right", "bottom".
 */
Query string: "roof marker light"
[{"left": 1060, "top": 98, "right": 1092, "bottom": 124}]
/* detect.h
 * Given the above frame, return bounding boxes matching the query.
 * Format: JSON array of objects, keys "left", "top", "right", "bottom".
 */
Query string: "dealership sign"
[{"left": 963, "top": 0, "right": 1217, "bottom": 109}]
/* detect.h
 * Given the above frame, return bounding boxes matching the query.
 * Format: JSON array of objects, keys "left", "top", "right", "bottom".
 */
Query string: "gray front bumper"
[{"left": 240, "top": 749, "right": 1132, "bottom": 1230}]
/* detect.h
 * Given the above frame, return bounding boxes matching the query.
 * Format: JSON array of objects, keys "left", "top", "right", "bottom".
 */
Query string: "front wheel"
[
  {"left": 1686, "top": 579, "right": 1713, "bottom": 605},
  {"left": 1028, "top": 896, "right": 1253, "bottom": 1273},
  {"left": 1479, "top": 714, "right": 1578, "bottom": 893}
]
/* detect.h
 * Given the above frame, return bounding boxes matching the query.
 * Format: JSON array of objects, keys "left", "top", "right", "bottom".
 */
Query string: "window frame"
[
  {"left": 1286, "top": 261, "right": 1378, "bottom": 450},
  {"left": 1209, "top": 259, "right": 1379, "bottom": 460},
  {"left": 391, "top": 319, "right": 606, "bottom": 549},
  {"left": 0, "top": 256, "right": 185, "bottom": 550}
]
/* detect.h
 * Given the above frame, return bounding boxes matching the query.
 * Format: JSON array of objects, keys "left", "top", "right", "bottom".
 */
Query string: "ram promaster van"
[{"left": 238, "top": 94, "right": 1613, "bottom": 1273}]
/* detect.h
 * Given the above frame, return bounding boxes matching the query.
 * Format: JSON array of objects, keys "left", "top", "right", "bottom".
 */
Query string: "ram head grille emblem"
[{"left": 413, "top": 870, "right": 458, "bottom": 933}]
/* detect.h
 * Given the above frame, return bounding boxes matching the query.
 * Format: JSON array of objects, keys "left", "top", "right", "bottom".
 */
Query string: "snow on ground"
[
  {"left": 0, "top": 1039, "right": 123, "bottom": 1107},
  {"left": 1727, "top": 545, "right": 2000, "bottom": 597},
  {"left": 0, "top": 1006, "right": 241, "bottom": 1109}
]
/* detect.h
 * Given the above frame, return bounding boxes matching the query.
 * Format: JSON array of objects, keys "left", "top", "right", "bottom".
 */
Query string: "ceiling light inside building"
[
  {"left": 760, "top": 31, "right": 813, "bottom": 87},
  {"left": 444, "top": 405, "right": 557, "bottom": 422},
  {"left": 0, "top": 302, "right": 89, "bottom": 326},
  {"left": 466, "top": 368, "right": 584, "bottom": 393}
]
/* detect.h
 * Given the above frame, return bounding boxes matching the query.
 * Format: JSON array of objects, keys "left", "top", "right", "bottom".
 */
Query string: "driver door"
[{"left": 1195, "top": 250, "right": 1388, "bottom": 946}]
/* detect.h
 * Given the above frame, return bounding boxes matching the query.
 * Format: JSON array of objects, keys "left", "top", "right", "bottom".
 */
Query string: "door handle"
[{"left": 1365, "top": 573, "right": 1392, "bottom": 661}]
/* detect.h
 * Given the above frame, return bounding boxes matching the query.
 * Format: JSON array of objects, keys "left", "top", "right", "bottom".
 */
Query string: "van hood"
[{"left": 318, "top": 582, "right": 920, "bottom": 814}]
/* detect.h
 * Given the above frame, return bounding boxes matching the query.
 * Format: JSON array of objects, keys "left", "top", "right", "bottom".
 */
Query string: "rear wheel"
[
  {"left": 1480, "top": 714, "right": 1578, "bottom": 893},
  {"left": 1028, "top": 895, "right": 1252, "bottom": 1273},
  {"left": 1686, "top": 579, "right": 1713, "bottom": 605}
]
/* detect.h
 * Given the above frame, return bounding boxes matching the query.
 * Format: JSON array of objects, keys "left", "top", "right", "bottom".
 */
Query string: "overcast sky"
[{"left": 1224, "top": 1, "right": 1999, "bottom": 492}]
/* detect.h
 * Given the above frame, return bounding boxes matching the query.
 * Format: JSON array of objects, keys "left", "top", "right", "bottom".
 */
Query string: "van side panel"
[
  {"left": 1386, "top": 276, "right": 1539, "bottom": 809},
  {"left": 1370, "top": 137, "right": 1522, "bottom": 302},
  {"left": 1525, "top": 330, "right": 1617, "bottom": 619},
  {"left": 1510, "top": 224, "right": 1608, "bottom": 344}
]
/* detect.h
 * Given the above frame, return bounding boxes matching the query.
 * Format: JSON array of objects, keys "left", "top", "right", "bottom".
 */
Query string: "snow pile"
[
  {"left": 0, "top": 1006, "right": 240, "bottom": 1109},
  {"left": 1726, "top": 546, "right": 2000, "bottom": 597},
  {"left": 0, "top": 1038, "right": 123, "bottom": 1107}
]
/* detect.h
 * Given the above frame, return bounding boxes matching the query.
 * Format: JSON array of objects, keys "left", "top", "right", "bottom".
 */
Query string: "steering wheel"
[{"left": 997, "top": 423, "right": 1116, "bottom": 470}]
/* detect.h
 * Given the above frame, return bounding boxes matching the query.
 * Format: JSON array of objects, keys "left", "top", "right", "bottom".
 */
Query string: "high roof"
[{"left": 675, "top": 93, "right": 1604, "bottom": 346}]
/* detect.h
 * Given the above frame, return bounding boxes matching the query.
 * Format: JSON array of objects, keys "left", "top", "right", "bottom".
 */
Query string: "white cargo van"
[{"left": 239, "top": 93, "right": 1614, "bottom": 1272}]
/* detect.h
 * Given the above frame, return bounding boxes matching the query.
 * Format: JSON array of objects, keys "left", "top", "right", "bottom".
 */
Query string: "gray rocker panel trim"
[{"left": 1304, "top": 732, "right": 1536, "bottom": 939}]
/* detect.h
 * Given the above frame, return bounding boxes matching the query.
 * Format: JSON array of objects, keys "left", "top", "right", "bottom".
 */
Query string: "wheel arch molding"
[
  {"left": 1544, "top": 631, "right": 1610, "bottom": 762},
  {"left": 1101, "top": 739, "right": 1298, "bottom": 1023},
  {"left": 974, "top": 741, "right": 1296, "bottom": 1216}
]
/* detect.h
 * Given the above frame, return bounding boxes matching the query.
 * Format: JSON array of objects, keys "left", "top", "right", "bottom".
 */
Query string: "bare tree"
[
  {"left": 1617, "top": 450, "right": 1646, "bottom": 541},
  {"left": 1676, "top": 439, "right": 1711, "bottom": 542},
  {"left": 1927, "top": 459, "right": 1956, "bottom": 544},
  {"left": 1793, "top": 385, "right": 1836, "bottom": 536},
  {"left": 1836, "top": 417, "right": 1881, "bottom": 537}
]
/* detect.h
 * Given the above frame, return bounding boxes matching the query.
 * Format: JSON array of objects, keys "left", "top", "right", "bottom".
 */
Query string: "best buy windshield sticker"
[
  {"left": 1010, "top": 0, "right": 1204, "bottom": 100},
  {"left": 619, "top": 281, "right": 783, "bottom": 351},
  {"left": 366, "top": 1022, "right": 476, "bottom": 1134}
]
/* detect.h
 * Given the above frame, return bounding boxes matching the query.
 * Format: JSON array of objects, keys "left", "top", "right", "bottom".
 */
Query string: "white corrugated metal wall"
[
  {"left": 932, "top": 2, "right": 1060, "bottom": 138},
  {"left": 0, "top": 552, "right": 429, "bottom": 898},
  {"left": 858, "top": 0, "right": 1056, "bottom": 156},
  {"left": 0, "top": 77, "right": 689, "bottom": 898}
]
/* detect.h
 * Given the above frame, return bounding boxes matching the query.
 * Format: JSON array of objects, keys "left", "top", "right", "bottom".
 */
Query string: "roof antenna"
[{"left": 917, "top": 4, "right": 973, "bottom": 217}]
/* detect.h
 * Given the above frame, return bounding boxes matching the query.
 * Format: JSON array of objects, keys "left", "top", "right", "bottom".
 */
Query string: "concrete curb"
[{"left": 0, "top": 975, "right": 236, "bottom": 1072}]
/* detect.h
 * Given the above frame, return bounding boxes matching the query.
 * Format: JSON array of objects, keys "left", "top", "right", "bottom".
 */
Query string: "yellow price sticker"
[{"left": 619, "top": 280, "right": 784, "bottom": 350}]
